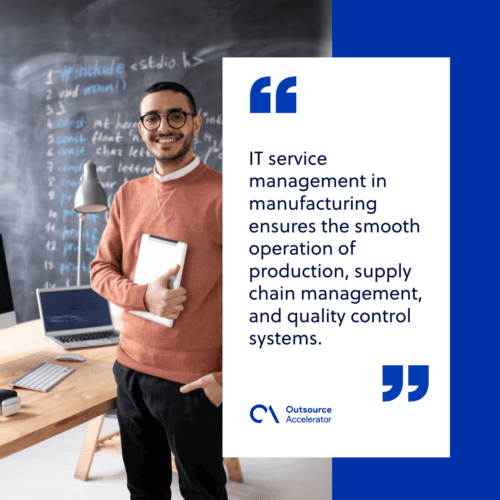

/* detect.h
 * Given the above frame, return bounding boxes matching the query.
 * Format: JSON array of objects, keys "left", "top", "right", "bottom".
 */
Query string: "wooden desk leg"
[
  {"left": 74, "top": 414, "right": 105, "bottom": 481},
  {"left": 224, "top": 457, "right": 244, "bottom": 483}
]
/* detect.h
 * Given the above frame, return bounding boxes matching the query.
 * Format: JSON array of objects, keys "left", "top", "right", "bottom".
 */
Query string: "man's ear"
[
  {"left": 138, "top": 121, "right": 145, "bottom": 141},
  {"left": 193, "top": 114, "right": 202, "bottom": 138}
]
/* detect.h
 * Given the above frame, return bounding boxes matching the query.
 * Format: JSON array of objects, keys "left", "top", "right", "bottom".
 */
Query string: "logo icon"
[
  {"left": 250, "top": 76, "right": 297, "bottom": 113},
  {"left": 383, "top": 365, "right": 429, "bottom": 402},
  {"left": 250, "top": 404, "right": 280, "bottom": 423}
]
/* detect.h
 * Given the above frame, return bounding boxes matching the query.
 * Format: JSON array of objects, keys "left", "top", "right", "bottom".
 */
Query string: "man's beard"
[{"left": 151, "top": 130, "right": 194, "bottom": 163}]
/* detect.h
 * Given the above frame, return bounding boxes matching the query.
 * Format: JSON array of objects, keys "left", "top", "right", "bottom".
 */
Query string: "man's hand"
[
  {"left": 180, "top": 373, "right": 222, "bottom": 407},
  {"left": 144, "top": 264, "right": 187, "bottom": 320}
]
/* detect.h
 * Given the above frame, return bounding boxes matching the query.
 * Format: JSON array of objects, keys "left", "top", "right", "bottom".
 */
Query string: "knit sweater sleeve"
[
  {"left": 90, "top": 187, "right": 148, "bottom": 311},
  {"left": 212, "top": 188, "right": 223, "bottom": 388}
]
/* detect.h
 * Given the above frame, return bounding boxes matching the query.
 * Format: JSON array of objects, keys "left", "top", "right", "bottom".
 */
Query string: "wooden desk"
[
  {"left": 0, "top": 318, "right": 119, "bottom": 460},
  {"left": 0, "top": 318, "right": 243, "bottom": 484}
]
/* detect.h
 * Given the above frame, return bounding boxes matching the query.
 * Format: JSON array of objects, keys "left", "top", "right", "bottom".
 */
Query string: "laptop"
[{"left": 36, "top": 285, "right": 120, "bottom": 349}]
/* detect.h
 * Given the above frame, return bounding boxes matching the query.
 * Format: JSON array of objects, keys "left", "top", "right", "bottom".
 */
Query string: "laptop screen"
[{"left": 39, "top": 288, "right": 112, "bottom": 332}]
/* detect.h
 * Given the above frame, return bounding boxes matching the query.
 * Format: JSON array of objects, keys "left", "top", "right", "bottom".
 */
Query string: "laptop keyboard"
[{"left": 56, "top": 331, "right": 119, "bottom": 343}]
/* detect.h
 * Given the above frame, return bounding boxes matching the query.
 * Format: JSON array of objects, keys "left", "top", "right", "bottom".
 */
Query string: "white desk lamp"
[{"left": 74, "top": 160, "right": 109, "bottom": 286}]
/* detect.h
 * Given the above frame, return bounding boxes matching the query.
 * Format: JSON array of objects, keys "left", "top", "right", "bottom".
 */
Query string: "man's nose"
[{"left": 159, "top": 116, "right": 174, "bottom": 133}]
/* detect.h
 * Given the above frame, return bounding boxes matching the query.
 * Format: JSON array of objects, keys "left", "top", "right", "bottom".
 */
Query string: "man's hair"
[{"left": 141, "top": 82, "right": 197, "bottom": 116}]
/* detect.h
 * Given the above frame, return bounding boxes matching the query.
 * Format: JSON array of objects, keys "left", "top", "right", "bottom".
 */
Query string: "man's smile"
[{"left": 156, "top": 135, "right": 182, "bottom": 145}]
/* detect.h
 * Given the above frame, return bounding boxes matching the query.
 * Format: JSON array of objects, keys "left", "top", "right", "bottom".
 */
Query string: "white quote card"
[{"left": 223, "top": 58, "right": 449, "bottom": 457}]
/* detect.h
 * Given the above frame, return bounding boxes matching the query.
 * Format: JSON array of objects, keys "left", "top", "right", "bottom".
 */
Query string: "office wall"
[{"left": 0, "top": 0, "right": 331, "bottom": 323}]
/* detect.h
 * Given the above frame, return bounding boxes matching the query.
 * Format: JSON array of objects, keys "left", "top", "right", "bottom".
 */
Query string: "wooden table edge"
[{"left": 0, "top": 398, "right": 116, "bottom": 460}]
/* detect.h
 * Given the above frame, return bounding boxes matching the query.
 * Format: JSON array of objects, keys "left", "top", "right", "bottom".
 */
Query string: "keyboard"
[
  {"left": 9, "top": 363, "right": 75, "bottom": 392},
  {"left": 56, "top": 331, "right": 120, "bottom": 344}
]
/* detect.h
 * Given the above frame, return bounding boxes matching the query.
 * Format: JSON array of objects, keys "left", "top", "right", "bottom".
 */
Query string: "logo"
[
  {"left": 250, "top": 404, "right": 280, "bottom": 423},
  {"left": 250, "top": 76, "right": 297, "bottom": 113},
  {"left": 383, "top": 365, "right": 429, "bottom": 402}
]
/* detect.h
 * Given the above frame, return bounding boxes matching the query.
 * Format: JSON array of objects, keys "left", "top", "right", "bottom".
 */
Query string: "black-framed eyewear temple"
[{"left": 140, "top": 111, "right": 192, "bottom": 131}]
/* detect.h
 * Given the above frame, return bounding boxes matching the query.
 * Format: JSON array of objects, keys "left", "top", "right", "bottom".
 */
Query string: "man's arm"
[
  {"left": 91, "top": 188, "right": 188, "bottom": 318},
  {"left": 180, "top": 176, "right": 223, "bottom": 405},
  {"left": 90, "top": 188, "right": 149, "bottom": 311}
]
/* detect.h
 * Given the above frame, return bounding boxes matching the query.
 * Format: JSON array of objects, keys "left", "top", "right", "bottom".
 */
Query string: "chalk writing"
[
  {"left": 58, "top": 116, "right": 85, "bottom": 129},
  {"left": 129, "top": 52, "right": 203, "bottom": 71},
  {"left": 35, "top": 47, "right": 221, "bottom": 293},
  {"left": 60, "top": 60, "right": 125, "bottom": 82}
]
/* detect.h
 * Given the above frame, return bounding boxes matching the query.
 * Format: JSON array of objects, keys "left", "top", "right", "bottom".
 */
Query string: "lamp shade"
[{"left": 74, "top": 160, "right": 109, "bottom": 213}]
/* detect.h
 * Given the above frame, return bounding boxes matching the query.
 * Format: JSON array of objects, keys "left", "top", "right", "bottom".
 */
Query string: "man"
[{"left": 90, "top": 81, "right": 225, "bottom": 500}]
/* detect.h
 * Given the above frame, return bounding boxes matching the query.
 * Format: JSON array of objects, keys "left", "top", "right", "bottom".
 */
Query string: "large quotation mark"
[
  {"left": 276, "top": 76, "right": 297, "bottom": 113},
  {"left": 408, "top": 365, "right": 429, "bottom": 402},
  {"left": 382, "top": 365, "right": 403, "bottom": 402},
  {"left": 250, "top": 77, "right": 271, "bottom": 113},
  {"left": 383, "top": 365, "right": 429, "bottom": 402},
  {"left": 250, "top": 76, "right": 297, "bottom": 113}
]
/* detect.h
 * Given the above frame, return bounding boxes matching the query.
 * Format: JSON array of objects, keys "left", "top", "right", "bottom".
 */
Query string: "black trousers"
[{"left": 113, "top": 360, "right": 227, "bottom": 500}]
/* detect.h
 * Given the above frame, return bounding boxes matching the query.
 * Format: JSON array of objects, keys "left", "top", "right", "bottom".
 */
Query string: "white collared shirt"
[{"left": 154, "top": 154, "right": 200, "bottom": 182}]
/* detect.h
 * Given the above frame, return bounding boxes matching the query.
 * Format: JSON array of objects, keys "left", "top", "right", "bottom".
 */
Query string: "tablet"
[{"left": 130, "top": 234, "right": 187, "bottom": 328}]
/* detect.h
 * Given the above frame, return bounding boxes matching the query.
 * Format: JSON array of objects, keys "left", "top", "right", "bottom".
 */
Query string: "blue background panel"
[{"left": 331, "top": 1, "right": 499, "bottom": 498}]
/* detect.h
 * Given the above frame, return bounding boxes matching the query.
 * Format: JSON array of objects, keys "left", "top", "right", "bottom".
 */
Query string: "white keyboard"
[{"left": 9, "top": 363, "right": 75, "bottom": 392}]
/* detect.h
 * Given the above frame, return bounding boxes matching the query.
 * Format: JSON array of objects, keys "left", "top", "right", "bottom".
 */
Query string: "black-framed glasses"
[{"left": 140, "top": 111, "right": 192, "bottom": 131}]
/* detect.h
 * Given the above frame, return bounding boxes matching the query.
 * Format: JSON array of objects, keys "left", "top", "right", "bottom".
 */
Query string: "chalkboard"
[{"left": 0, "top": 0, "right": 331, "bottom": 323}]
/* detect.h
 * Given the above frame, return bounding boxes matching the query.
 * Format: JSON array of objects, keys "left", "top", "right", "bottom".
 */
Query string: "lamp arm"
[{"left": 77, "top": 214, "right": 86, "bottom": 286}]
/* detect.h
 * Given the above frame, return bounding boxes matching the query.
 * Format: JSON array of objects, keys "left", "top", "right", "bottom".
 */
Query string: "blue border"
[{"left": 331, "top": 1, "right": 500, "bottom": 498}]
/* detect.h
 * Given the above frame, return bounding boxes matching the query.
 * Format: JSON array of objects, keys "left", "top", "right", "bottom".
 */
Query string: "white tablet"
[{"left": 130, "top": 234, "right": 187, "bottom": 328}]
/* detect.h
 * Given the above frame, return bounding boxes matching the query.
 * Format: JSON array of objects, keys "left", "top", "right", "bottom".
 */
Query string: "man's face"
[{"left": 138, "top": 90, "right": 201, "bottom": 165}]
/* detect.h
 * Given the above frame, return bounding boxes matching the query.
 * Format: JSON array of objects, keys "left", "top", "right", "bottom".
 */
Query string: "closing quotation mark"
[
  {"left": 382, "top": 365, "right": 429, "bottom": 402},
  {"left": 250, "top": 76, "right": 297, "bottom": 113}
]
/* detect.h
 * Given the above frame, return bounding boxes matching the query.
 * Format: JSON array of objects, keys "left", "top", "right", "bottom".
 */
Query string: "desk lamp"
[{"left": 74, "top": 160, "right": 109, "bottom": 286}]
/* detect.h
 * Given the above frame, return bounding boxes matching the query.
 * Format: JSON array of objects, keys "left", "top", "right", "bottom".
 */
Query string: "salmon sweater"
[{"left": 90, "top": 162, "right": 222, "bottom": 386}]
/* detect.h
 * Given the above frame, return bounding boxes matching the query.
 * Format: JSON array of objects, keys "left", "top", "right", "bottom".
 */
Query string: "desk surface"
[{"left": 0, "top": 318, "right": 121, "bottom": 460}]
